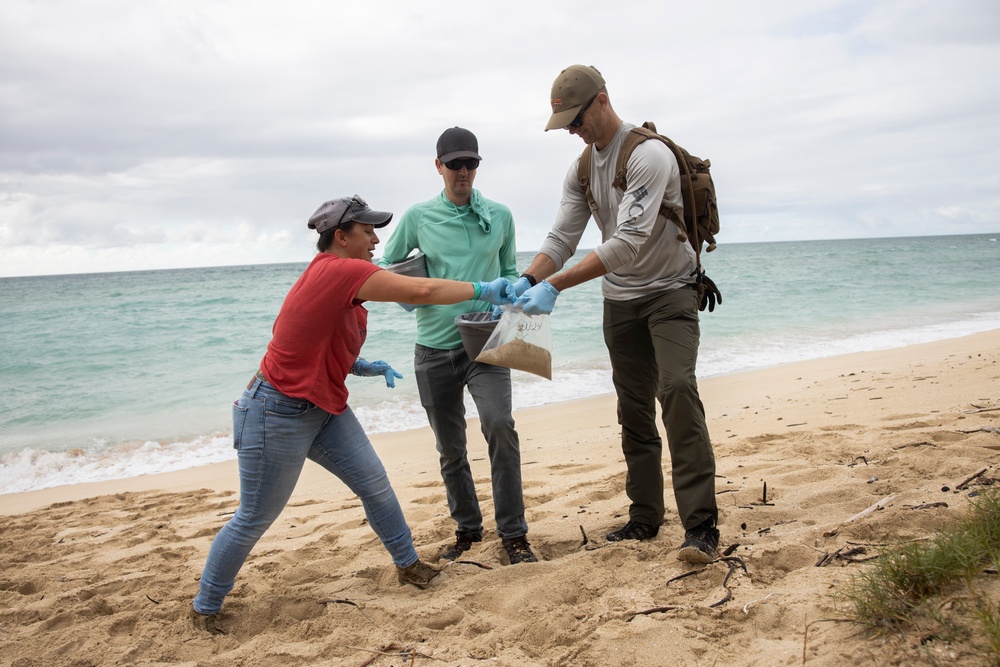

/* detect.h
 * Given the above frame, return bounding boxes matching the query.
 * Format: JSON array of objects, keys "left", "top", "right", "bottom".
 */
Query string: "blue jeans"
[
  {"left": 414, "top": 344, "right": 527, "bottom": 539},
  {"left": 603, "top": 287, "right": 718, "bottom": 530},
  {"left": 193, "top": 377, "right": 418, "bottom": 615}
]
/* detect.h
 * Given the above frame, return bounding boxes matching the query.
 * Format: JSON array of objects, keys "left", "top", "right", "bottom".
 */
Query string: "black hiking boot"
[
  {"left": 440, "top": 532, "right": 481, "bottom": 561},
  {"left": 501, "top": 535, "right": 538, "bottom": 564},
  {"left": 605, "top": 520, "right": 660, "bottom": 542},
  {"left": 677, "top": 519, "right": 720, "bottom": 564}
]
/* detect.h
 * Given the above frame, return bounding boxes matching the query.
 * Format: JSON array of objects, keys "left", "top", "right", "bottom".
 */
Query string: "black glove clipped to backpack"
[{"left": 695, "top": 268, "right": 722, "bottom": 313}]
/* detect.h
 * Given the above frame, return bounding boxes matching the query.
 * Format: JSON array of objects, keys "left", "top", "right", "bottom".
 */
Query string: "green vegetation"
[{"left": 838, "top": 489, "right": 1000, "bottom": 663}]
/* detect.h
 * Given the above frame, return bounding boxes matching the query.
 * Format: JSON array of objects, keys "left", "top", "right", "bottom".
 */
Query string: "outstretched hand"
[
  {"left": 352, "top": 359, "right": 404, "bottom": 388},
  {"left": 511, "top": 276, "right": 533, "bottom": 298},
  {"left": 514, "top": 280, "right": 560, "bottom": 315},
  {"left": 477, "top": 278, "right": 516, "bottom": 306}
]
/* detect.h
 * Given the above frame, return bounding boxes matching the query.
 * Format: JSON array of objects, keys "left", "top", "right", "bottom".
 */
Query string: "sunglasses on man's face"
[
  {"left": 443, "top": 158, "right": 480, "bottom": 171},
  {"left": 568, "top": 95, "right": 597, "bottom": 129}
]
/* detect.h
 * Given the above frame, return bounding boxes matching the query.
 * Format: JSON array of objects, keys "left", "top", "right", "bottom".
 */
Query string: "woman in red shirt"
[{"left": 192, "top": 195, "right": 513, "bottom": 633}]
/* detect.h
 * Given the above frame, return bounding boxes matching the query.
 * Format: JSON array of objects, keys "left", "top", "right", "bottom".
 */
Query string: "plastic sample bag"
[{"left": 475, "top": 308, "right": 552, "bottom": 380}]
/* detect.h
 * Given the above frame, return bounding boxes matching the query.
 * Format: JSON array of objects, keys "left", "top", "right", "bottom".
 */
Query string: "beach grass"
[{"left": 837, "top": 489, "right": 1000, "bottom": 662}]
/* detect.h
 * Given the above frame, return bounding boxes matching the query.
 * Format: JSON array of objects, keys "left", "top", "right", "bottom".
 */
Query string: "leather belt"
[{"left": 247, "top": 368, "right": 267, "bottom": 389}]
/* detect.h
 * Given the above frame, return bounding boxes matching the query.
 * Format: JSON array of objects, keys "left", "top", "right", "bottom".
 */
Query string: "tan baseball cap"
[{"left": 545, "top": 64, "right": 605, "bottom": 131}]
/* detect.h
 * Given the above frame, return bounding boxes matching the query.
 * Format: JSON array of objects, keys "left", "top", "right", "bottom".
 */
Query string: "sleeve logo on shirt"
[{"left": 625, "top": 186, "right": 648, "bottom": 225}]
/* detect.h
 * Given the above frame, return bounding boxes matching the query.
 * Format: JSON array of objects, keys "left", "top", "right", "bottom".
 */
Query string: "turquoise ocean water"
[{"left": 2, "top": 233, "right": 999, "bottom": 495}]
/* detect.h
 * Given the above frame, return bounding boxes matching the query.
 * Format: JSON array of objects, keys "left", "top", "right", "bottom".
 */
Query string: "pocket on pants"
[
  {"left": 265, "top": 397, "right": 311, "bottom": 417},
  {"left": 232, "top": 401, "right": 249, "bottom": 450}
]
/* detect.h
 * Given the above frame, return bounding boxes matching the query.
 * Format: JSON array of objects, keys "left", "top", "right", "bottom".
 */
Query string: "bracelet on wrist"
[{"left": 471, "top": 282, "right": 482, "bottom": 300}]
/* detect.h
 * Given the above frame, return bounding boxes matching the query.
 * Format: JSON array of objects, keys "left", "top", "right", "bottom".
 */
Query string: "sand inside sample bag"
[{"left": 476, "top": 338, "right": 552, "bottom": 380}]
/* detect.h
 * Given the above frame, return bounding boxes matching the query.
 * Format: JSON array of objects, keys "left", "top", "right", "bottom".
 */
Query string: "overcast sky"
[{"left": 1, "top": 0, "right": 998, "bottom": 277}]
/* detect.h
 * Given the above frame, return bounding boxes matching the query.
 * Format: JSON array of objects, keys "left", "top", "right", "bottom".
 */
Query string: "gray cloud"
[{"left": 1, "top": 0, "right": 999, "bottom": 276}]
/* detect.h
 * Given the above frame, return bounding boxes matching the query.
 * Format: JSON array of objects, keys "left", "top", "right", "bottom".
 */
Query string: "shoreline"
[{"left": 3, "top": 328, "right": 997, "bottom": 517}]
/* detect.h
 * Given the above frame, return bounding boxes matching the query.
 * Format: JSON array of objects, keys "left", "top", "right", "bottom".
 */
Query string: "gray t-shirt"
[{"left": 538, "top": 122, "right": 698, "bottom": 301}]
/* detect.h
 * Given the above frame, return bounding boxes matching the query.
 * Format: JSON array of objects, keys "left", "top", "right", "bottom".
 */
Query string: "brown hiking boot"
[
  {"left": 190, "top": 608, "right": 225, "bottom": 635},
  {"left": 501, "top": 535, "right": 538, "bottom": 564},
  {"left": 396, "top": 559, "right": 441, "bottom": 589}
]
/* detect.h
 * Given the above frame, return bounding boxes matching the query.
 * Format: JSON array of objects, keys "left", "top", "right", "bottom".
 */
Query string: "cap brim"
[
  {"left": 544, "top": 106, "right": 583, "bottom": 131},
  {"left": 438, "top": 149, "right": 483, "bottom": 162},
  {"left": 353, "top": 209, "right": 393, "bottom": 228}
]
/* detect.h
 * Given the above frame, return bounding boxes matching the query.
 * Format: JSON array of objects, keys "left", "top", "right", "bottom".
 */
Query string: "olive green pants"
[{"left": 603, "top": 287, "right": 718, "bottom": 530}]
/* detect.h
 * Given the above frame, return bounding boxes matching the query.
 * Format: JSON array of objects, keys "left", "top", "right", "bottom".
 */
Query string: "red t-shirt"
[{"left": 260, "top": 253, "right": 380, "bottom": 414}]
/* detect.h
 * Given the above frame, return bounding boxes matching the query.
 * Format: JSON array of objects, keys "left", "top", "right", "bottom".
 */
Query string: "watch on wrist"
[{"left": 520, "top": 273, "right": 538, "bottom": 287}]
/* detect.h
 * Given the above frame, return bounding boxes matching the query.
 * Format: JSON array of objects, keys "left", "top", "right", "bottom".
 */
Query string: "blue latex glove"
[
  {"left": 511, "top": 276, "right": 533, "bottom": 298},
  {"left": 352, "top": 358, "right": 404, "bottom": 388},
  {"left": 514, "top": 280, "right": 560, "bottom": 315},
  {"left": 477, "top": 277, "right": 515, "bottom": 306},
  {"left": 491, "top": 304, "right": 504, "bottom": 320}
]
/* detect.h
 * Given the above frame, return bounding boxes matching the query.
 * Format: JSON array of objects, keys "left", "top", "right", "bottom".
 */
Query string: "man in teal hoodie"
[{"left": 378, "top": 127, "right": 537, "bottom": 565}]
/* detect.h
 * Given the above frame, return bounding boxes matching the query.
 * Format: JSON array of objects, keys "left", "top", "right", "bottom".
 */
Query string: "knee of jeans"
[
  {"left": 228, "top": 507, "right": 282, "bottom": 541},
  {"left": 479, "top": 414, "right": 515, "bottom": 437}
]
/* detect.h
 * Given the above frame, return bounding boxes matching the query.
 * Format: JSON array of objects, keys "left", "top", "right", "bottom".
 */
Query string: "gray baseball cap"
[{"left": 307, "top": 195, "right": 392, "bottom": 233}]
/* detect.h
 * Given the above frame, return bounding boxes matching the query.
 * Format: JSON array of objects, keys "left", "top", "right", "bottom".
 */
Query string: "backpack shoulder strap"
[
  {"left": 578, "top": 123, "right": 660, "bottom": 213},
  {"left": 612, "top": 123, "right": 662, "bottom": 191},
  {"left": 577, "top": 144, "right": 598, "bottom": 214}
]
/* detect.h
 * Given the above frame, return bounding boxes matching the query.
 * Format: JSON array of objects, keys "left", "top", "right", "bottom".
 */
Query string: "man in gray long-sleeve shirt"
[{"left": 513, "top": 64, "right": 721, "bottom": 564}]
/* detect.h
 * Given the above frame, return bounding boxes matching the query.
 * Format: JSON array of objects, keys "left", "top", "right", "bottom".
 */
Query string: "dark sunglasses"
[
  {"left": 336, "top": 195, "right": 368, "bottom": 228},
  {"left": 568, "top": 95, "right": 597, "bottom": 129},
  {"left": 443, "top": 158, "right": 480, "bottom": 171}
]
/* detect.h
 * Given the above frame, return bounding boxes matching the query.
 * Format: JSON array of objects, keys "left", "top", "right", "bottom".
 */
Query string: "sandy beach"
[{"left": 1, "top": 330, "right": 998, "bottom": 666}]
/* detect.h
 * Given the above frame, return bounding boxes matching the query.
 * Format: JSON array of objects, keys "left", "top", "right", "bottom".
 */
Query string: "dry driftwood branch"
[
  {"left": 836, "top": 546, "right": 878, "bottom": 563},
  {"left": 955, "top": 468, "right": 989, "bottom": 490},
  {"left": 751, "top": 481, "right": 774, "bottom": 506},
  {"left": 708, "top": 557, "right": 748, "bottom": 608},
  {"left": 627, "top": 605, "right": 682, "bottom": 621},
  {"left": 742, "top": 592, "right": 778, "bottom": 615},
  {"left": 963, "top": 404, "right": 1000, "bottom": 414},
  {"left": 892, "top": 441, "right": 936, "bottom": 450},
  {"left": 803, "top": 618, "right": 856, "bottom": 664},
  {"left": 347, "top": 644, "right": 440, "bottom": 666},
  {"left": 319, "top": 598, "right": 378, "bottom": 627},
  {"left": 665, "top": 568, "right": 706, "bottom": 585},
  {"left": 453, "top": 560, "right": 493, "bottom": 570},
  {"left": 905, "top": 501, "right": 949, "bottom": 510},
  {"left": 845, "top": 494, "right": 898, "bottom": 523}
]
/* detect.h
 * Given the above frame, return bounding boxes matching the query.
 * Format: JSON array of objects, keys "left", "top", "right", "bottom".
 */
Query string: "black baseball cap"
[{"left": 436, "top": 127, "right": 483, "bottom": 162}]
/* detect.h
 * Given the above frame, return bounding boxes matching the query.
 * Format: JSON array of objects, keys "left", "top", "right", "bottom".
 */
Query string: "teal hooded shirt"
[{"left": 377, "top": 189, "right": 518, "bottom": 349}]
